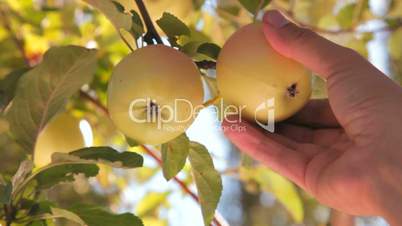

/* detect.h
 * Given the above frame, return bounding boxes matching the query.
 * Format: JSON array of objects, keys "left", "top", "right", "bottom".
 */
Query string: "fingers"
[
  {"left": 223, "top": 118, "right": 308, "bottom": 189},
  {"left": 286, "top": 99, "right": 340, "bottom": 128},
  {"left": 262, "top": 10, "right": 402, "bottom": 141},
  {"left": 262, "top": 10, "right": 363, "bottom": 80}
]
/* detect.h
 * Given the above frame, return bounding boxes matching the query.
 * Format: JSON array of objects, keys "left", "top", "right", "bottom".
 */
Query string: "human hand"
[{"left": 223, "top": 10, "right": 402, "bottom": 225}]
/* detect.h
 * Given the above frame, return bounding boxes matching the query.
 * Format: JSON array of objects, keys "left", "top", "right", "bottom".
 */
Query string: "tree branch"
[{"left": 134, "top": 0, "right": 163, "bottom": 44}]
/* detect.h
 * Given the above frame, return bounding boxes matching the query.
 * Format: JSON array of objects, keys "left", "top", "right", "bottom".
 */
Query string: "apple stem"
[{"left": 134, "top": 0, "right": 163, "bottom": 45}]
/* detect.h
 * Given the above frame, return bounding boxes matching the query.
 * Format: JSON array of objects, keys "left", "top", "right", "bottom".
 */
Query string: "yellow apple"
[
  {"left": 34, "top": 113, "right": 86, "bottom": 168},
  {"left": 216, "top": 23, "right": 312, "bottom": 123},
  {"left": 107, "top": 45, "right": 203, "bottom": 145}
]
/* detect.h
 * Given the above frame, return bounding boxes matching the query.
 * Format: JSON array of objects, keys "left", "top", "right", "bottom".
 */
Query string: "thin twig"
[{"left": 134, "top": 0, "right": 163, "bottom": 44}]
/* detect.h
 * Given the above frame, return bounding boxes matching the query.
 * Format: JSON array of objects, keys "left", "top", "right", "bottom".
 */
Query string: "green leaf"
[
  {"left": 0, "top": 122, "right": 26, "bottom": 175},
  {"left": 217, "top": 1, "right": 241, "bottom": 16},
  {"left": 22, "top": 200, "right": 53, "bottom": 215},
  {"left": 238, "top": 0, "right": 271, "bottom": 14},
  {"left": 83, "top": 0, "right": 131, "bottom": 31},
  {"left": 180, "top": 41, "right": 202, "bottom": 57},
  {"left": 34, "top": 164, "right": 99, "bottom": 190},
  {"left": 22, "top": 202, "right": 86, "bottom": 225},
  {"left": 0, "top": 182, "right": 12, "bottom": 204},
  {"left": 7, "top": 46, "right": 97, "bottom": 152},
  {"left": 161, "top": 134, "right": 190, "bottom": 180},
  {"left": 51, "top": 207, "right": 86, "bottom": 225},
  {"left": 188, "top": 142, "right": 222, "bottom": 226},
  {"left": 197, "top": 43, "right": 221, "bottom": 60},
  {"left": 336, "top": 3, "right": 356, "bottom": 29},
  {"left": 126, "top": 136, "right": 140, "bottom": 147},
  {"left": 129, "top": 10, "right": 145, "bottom": 39},
  {"left": 111, "top": 1, "right": 125, "bottom": 13},
  {"left": 52, "top": 146, "right": 143, "bottom": 169},
  {"left": 69, "top": 204, "right": 143, "bottom": 226},
  {"left": 11, "top": 160, "right": 34, "bottom": 193},
  {"left": 28, "top": 221, "right": 48, "bottom": 226},
  {"left": 83, "top": 0, "right": 136, "bottom": 49},
  {"left": 0, "top": 67, "right": 30, "bottom": 112},
  {"left": 156, "top": 12, "right": 191, "bottom": 38}
]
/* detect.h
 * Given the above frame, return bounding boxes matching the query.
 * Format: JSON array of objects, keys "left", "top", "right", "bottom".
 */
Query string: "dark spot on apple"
[{"left": 287, "top": 83, "right": 299, "bottom": 98}]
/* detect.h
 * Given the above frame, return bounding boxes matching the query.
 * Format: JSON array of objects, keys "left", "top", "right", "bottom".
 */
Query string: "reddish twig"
[
  {"left": 80, "top": 93, "right": 223, "bottom": 226},
  {"left": 140, "top": 145, "right": 199, "bottom": 201}
]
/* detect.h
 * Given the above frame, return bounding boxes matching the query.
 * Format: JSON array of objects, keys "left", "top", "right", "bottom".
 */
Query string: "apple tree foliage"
[{"left": 0, "top": 0, "right": 402, "bottom": 226}]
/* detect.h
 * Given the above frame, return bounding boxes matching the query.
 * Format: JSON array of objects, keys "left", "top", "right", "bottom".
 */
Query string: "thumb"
[
  {"left": 262, "top": 10, "right": 360, "bottom": 79},
  {"left": 262, "top": 10, "right": 402, "bottom": 141}
]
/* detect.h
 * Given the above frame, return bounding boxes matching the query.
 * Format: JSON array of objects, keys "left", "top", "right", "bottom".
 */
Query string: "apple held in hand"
[
  {"left": 107, "top": 45, "right": 204, "bottom": 145},
  {"left": 34, "top": 113, "right": 86, "bottom": 168},
  {"left": 217, "top": 23, "right": 312, "bottom": 123}
]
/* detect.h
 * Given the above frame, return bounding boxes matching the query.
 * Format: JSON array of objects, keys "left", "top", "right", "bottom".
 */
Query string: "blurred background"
[{"left": 1, "top": 0, "right": 401, "bottom": 226}]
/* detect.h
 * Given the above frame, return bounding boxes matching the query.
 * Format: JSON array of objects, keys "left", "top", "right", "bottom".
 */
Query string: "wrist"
[{"left": 373, "top": 166, "right": 402, "bottom": 225}]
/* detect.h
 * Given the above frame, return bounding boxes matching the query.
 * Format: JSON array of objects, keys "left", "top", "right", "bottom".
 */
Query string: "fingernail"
[{"left": 263, "top": 10, "right": 289, "bottom": 28}]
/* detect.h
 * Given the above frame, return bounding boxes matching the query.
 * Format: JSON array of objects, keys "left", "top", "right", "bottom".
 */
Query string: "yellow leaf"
[
  {"left": 256, "top": 167, "right": 304, "bottom": 223},
  {"left": 135, "top": 192, "right": 169, "bottom": 217}
]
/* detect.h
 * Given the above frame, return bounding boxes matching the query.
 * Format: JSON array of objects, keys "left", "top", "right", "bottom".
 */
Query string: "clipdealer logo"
[
  {"left": 127, "top": 97, "right": 276, "bottom": 132},
  {"left": 254, "top": 98, "right": 275, "bottom": 133}
]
